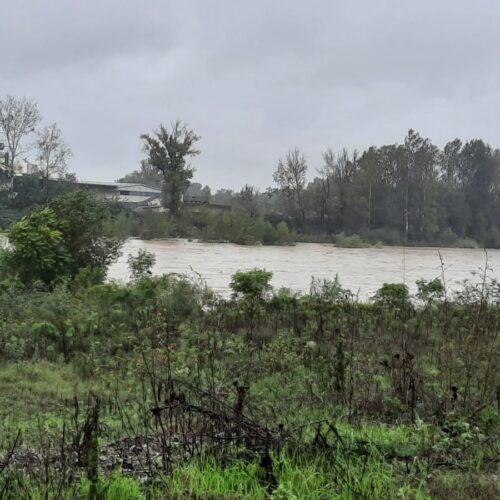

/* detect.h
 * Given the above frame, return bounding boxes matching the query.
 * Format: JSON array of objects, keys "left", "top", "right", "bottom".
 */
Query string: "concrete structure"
[{"left": 76, "top": 181, "right": 162, "bottom": 209}]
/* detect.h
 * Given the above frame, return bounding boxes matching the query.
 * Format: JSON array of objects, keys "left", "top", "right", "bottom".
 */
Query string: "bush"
[
  {"left": 191, "top": 210, "right": 295, "bottom": 246},
  {"left": 334, "top": 232, "right": 369, "bottom": 248},
  {"left": 2, "top": 191, "right": 123, "bottom": 286},
  {"left": 416, "top": 277, "right": 445, "bottom": 303},
  {"left": 372, "top": 282, "right": 411, "bottom": 308},
  {"left": 135, "top": 212, "right": 173, "bottom": 239},
  {"left": 127, "top": 249, "right": 156, "bottom": 281},
  {"left": 230, "top": 269, "right": 273, "bottom": 300},
  {"left": 2, "top": 207, "right": 72, "bottom": 285}
]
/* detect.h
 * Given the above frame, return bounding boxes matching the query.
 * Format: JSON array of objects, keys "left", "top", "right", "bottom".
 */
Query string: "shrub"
[
  {"left": 372, "top": 283, "right": 411, "bottom": 308},
  {"left": 2, "top": 191, "right": 122, "bottom": 286},
  {"left": 127, "top": 249, "right": 156, "bottom": 281},
  {"left": 416, "top": 277, "right": 445, "bottom": 303},
  {"left": 335, "top": 232, "right": 369, "bottom": 248},
  {"left": 230, "top": 269, "right": 273, "bottom": 301},
  {"left": 3, "top": 207, "right": 72, "bottom": 285}
]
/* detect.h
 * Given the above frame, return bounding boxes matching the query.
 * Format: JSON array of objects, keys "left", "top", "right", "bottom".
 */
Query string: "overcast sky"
[{"left": 1, "top": 1, "right": 500, "bottom": 190}]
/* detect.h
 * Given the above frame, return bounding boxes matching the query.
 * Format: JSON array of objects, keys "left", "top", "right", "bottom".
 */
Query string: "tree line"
[
  {"left": 270, "top": 130, "right": 500, "bottom": 246},
  {"left": 122, "top": 124, "right": 500, "bottom": 247},
  {"left": 2, "top": 93, "right": 500, "bottom": 247}
]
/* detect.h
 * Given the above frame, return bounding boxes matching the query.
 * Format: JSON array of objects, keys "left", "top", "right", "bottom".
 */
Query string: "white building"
[{"left": 76, "top": 181, "right": 163, "bottom": 209}]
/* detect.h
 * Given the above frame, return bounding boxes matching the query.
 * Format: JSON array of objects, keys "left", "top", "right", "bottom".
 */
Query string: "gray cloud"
[{"left": 1, "top": 0, "right": 500, "bottom": 189}]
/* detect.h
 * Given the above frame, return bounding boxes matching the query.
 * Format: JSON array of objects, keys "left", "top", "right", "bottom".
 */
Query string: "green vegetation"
[
  {"left": 113, "top": 128, "right": 500, "bottom": 248},
  {"left": 102, "top": 130, "right": 500, "bottom": 249},
  {"left": 0, "top": 268, "right": 498, "bottom": 498},
  {"left": 1, "top": 191, "right": 122, "bottom": 286},
  {"left": 0, "top": 195, "right": 499, "bottom": 498},
  {"left": 334, "top": 232, "right": 369, "bottom": 248},
  {"left": 141, "top": 121, "right": 200, "bottom": 215},
  {"left": 104, "top": 208, "right": 297, "bottom": 246},
  {"left": 2, "top": 95, "right": 500, "bottom": 249}
]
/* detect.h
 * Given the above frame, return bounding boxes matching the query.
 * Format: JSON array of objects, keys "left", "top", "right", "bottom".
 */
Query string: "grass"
[{"left": 0, "top": 271, "right": 498, "bottom": 498}]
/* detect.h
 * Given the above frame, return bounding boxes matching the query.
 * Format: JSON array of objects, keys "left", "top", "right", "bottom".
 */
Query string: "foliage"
[
  {"left": 273, "top": 148, "right": 307, "bottom": 221},
  {"left": 116, "top": 159, "right": 163, "bottom": 188},
  {"left": 416, "top": 277, "right": 445, "bottom": 303},
  {"left": 141, "top": 121, "right": 200, "bottom": 214},
  {"left": 2, "top": 206, "right": 71, "bottom": 285},
  {"left": 334, "top": 232, "right": 369, "bottom": 248},
  {"left": 0, "top": 174, "right": 77, "bottom": 212},
  {"left": 1, "top": 191, "right": 122, "bottom": 285},
  {"left": 116, "top": 128, "right": 500, "bottom": 247},
  {"left": 371, "top": 282, "right": 410, "bottom": 308},
  {"left": 127, "top": 249, "right": 156, "bottom": 281},
  {"left": 47, "top": 191, "right": 123, "bottom": 277},
  {"left": 230, "top": 269, "right": 273, "bottom": 300},
  {"left": 0, "top": 266, "right": 499, "bottom": 498}
]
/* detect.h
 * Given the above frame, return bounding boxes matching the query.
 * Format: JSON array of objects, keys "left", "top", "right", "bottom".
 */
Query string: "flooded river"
[{"left": 107, "top": 239, "right": 500, "bottom": 299}]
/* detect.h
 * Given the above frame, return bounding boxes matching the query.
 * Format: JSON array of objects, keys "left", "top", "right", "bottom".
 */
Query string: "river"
[{"left": 107, "top": 239, "right": 500, "bottom": 299}]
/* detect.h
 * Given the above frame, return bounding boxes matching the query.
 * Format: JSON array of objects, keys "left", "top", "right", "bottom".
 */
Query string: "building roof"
[{"left": 77, "top": 180, "right": 161, "bottom": 192}]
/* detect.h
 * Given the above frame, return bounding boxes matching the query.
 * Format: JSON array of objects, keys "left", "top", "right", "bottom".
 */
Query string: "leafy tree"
[
  {"left": 403, "top": 129, "right": 439, "bottom": 241},
  {"left": 230, "top": 269, "right": 273, "bottom": 301},
  {"left": 372, "top": 283, "right": 410, "bottom": 309},
  {"left": 47, "top": 191, "right": 123, "bottom": 277},
  {"left": 273, "top": 148, "right": 308, "bottom": 221},
  {"left": 184, "top": 182, "right": 211, "bottom": 203},
  {"left": 127, "top": 249, "right": 156, "bottom": 281},
  {"left": 230, "top": 268, "right": 273, "bottom": 336},
  {"left": 236, "top": 184, "right": 259, "bottom": 216},
  {"left": 141, "top": 121, "right": 200, "bottom": 214},
  {"left": 211, "top": 188, "right": 234, "bottom": 206},
  {"left": 2, "top": 191, "right": 122, "bottom": 285},
  {"left": 416, "top": 277, "right": 444, "bottom": 304},
  {"left": 2, "top": 207, "right": 71, "bottom": 285}
]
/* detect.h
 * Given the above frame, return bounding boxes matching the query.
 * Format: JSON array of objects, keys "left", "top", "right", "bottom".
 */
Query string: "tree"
[
  {"left": 230, "top": 269, "right": 273, "bottom": 300},
  {"left": 273, "top": 148, "right": 308, "bottom": 221},
  {"left": 141, "top": 121, "right": 200, "bottom": 214},
  {"left": 36, "top": 123, "right": 72, "bottom": 179},
  {"left": 236, "top": 184, "right": 259, "bottom": 216},
  {"left": 330, "top": 148, "right": 359, "bottom": 230},
  {"left": 458, "top": 140, "right": 500, "bottom": 240},
  {"left": 307, "top": 151, "right": 336, "bottom": 225},
  {"left": 127, "top": 249, "right": 156, "bottom": 281},
  {"left": 0, "top": 95, "right": 41, "bottom": 178},
  {"left": 2, "top": 191, "right": 123, "bottom": 285},
  {"left": 2, "top": 207, "right": 71, "bottom": 285},
  {"left": 211, "top": 188, "right": 234, "bottom": 206},
  {"left": 404, "top": 130, "right": 439, "bottom": 241},
  {"left": 47, "top": 191, "right": 123, "bottom": 277},
  {"left": 184, "top": 182, "right": 211, "bottom": 203},
  {"left": 230, "top": 269, "right": 273, "bottom": 336}
]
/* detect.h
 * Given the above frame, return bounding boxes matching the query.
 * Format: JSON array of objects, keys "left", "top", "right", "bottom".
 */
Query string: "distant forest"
[
  {"left": 2, "top": 127, "right": 500, "bottom": 248},
  {"left": 118, "top": 129, "right": 500, "bottom": 248}
]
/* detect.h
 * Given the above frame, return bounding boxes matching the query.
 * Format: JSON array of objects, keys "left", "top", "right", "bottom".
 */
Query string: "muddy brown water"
[{"left": 107, "top": 239, "right": 500, "bottom": 300}]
